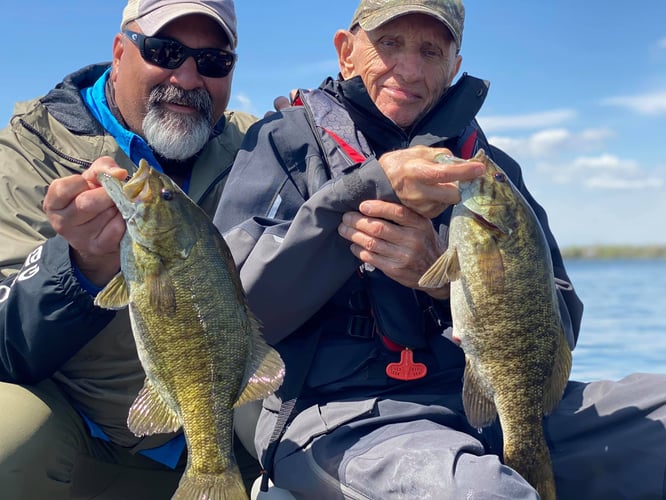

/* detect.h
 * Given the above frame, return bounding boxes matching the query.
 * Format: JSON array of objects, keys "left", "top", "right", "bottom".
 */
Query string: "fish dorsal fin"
[
  {"left": 147, "top": 261, "right": 176, "bottom": 315},
  {"left": 462, "top": 357, "right": 498, "bottom": 428},
  {"left": 418, "top": 247, "right": 461, "bottom": 288},
  {"left": 94, "top": 272, "right": 130, "bottom": 310},
  {"left": 543, "top": 327, "right": 572, "bottom": 415},
  {"left": 233, "top": 315, "right": 286, "bottom": 408},
  {"left": 127, "top": 378, "right": 181, "bottom": 436}
]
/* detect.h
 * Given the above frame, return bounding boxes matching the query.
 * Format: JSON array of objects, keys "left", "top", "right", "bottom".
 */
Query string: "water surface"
[{"left": 566, "top": 259, "right": 666, "bottom": 381}]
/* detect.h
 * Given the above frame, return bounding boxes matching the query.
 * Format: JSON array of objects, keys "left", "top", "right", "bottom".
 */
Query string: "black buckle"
[{"left": 347, "top": 315, "right": 375, "bottom": 339}]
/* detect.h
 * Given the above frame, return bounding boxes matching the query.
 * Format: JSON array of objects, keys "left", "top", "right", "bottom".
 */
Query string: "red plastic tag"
[{"left": 386, "top": 348, "right": 427, "bottom": 381}]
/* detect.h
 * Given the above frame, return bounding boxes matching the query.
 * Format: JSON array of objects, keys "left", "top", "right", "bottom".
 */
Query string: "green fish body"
[
  {"left": 419, "top": 150, "right": 571, "bottom": 500},
  {"left": 95, "top": 160, "right": 285, "bottom": 500}
]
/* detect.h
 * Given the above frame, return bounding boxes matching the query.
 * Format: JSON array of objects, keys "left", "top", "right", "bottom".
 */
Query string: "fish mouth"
[
  {"left": 96, "top": 160, "right": 157, "bottom": 222},
  {"left": 97, "top": 173, "right": 136, "bottom": 221},
  {"left": 123, "top": 161, "right": 153, "bottom": 204}
]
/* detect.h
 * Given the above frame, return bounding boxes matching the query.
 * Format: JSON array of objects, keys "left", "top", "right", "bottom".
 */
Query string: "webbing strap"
[
  {"left": 259, "top": 398, "right": 296, "bottom": 491},
  {"left": 259, "top": 327, "right": 321, "bottom": 492}
]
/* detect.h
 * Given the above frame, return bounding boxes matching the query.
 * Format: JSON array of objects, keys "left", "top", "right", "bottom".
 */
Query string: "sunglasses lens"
[
  {"left": 143, "top": 38, "right": 185, "bottom": 69},
  {"left": 195, "top": 51, "right": 235, "bottom": 78}
]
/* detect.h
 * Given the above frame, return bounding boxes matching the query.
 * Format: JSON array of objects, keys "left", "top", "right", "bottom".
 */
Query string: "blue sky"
[{"left": 2, "top": 1, "right": 665, "bottom": 247}]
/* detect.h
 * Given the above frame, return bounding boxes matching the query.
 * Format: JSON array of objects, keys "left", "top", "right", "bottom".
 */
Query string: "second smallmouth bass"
[{"left": 419, "top": 150, "right": 571, "bottom": 500}]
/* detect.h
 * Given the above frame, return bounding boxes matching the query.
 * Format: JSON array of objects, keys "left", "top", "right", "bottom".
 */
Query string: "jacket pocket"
[{"left": 274, "top": 398, "right": 378, "bottom": 462}]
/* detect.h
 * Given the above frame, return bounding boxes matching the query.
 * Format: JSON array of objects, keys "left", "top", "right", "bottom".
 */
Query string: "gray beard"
[{"left": 142, "top": 85, "right": 214, "bottom": 161}]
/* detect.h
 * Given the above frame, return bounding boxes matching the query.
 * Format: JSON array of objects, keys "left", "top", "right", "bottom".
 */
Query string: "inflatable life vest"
[{"left": 294, "top": 88, "right": 482, "bottom": 350}]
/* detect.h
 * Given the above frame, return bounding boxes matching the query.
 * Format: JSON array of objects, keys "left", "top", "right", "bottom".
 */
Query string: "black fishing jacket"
[{"left": 215, "top": 74, "right": 584, "bottom": 407}]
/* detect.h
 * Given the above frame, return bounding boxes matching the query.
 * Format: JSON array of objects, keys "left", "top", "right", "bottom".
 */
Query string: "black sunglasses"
[{"left": 123, "top": 30, "right": 236, "bottom": 78}]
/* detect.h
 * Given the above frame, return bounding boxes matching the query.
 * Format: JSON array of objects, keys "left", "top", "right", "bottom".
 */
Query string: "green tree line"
[{"left": 561, "top": 245, "right": 666, "bottom": 259}]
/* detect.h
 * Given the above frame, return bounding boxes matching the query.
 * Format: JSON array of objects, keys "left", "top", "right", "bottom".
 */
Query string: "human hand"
[
  {"left": 338, "top": 199, "right": 450, "bottom": 299},
  {"left": 264, "top": 90, "right": 299, "bottom": 118},
  {"left": 378, "top": 145, "right": 485, "bottom": 219},
  {"left": 43, "top": 156, "right": 129, "bottom": 287}
]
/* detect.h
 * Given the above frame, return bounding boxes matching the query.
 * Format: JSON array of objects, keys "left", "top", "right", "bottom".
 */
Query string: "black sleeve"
[{"left": 0, "top": 235, "right": 115, "bottom": 383}]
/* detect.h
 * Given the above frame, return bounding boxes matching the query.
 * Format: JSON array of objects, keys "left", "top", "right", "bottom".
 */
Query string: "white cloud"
[
  {"left": 601, "top": 91, "right": 666, "bottom": 115},
  {"left": 233, "top": 93, "right": 253, "bottom": 113},
  {"left": 488, "top": 127, "right": 613, "bottom": 160},
  {"left": 584, "top": 175, "right": 663, "bottom": 190},
  {"left": 535, "top": 153, "right": 663, "bottom": 191},
  {"left": 478, "top": 109, "right": 577, "bottom": 132},
  {"left": 576, "top": 154, "right": 663, "bottom": 190},
  {"left": 571, "top": 154, "right": 638, "bottom": 171}
]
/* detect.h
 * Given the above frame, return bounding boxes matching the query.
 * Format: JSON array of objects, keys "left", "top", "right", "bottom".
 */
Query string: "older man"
[
  {"left": 215, "top": 1, "right": 666, "bottom": 498},
  {"left": 0, "top": 0, "right": 263, "bottom": 498}
]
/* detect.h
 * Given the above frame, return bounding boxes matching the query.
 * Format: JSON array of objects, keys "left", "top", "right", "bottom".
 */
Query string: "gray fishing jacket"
[{"left": 0, "top": 63, "right": 256, "bottom": 450}]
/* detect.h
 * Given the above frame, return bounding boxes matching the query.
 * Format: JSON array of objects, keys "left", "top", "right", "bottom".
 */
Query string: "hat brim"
[
  {"left": 135, "top": 4, "right": 237, "bottom": 48},
  {"left": 358, "top": 6, "right": 460, "bottom": 48}
]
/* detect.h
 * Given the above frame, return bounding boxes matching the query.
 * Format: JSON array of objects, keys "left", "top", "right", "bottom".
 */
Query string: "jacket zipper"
[{"left": 19, "top": 119, "right": 92, "bottom": 169}]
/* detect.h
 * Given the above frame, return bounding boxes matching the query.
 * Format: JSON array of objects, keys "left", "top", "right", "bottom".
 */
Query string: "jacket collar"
[
  {"left": 323, "top": 73, "right": 489, "bottom": 154},
  {"left": 40, "top": 63, "right": 110, "bottom": 135},
  {"left": 39, "top": 63, "right": 227, "bottom": 142}
]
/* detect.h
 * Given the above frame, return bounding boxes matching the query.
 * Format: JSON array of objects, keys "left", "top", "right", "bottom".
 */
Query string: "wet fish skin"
[
  {"left": 419, "top": 150, "right": 571, "bottom": 500},
  {"left": 95, "top": 159, "right": 285, "bottom": 500}
]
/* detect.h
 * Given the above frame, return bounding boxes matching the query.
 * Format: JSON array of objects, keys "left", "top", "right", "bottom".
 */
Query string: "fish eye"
[
  {"left": 494, "top": 172, "right": 507, "bottom": 182},
  {"left": 161, "top": 188, "right": 174, "bottom": 201}
]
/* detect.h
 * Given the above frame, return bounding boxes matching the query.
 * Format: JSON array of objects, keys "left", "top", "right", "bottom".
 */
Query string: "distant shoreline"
[{"left": 561, "top": 245, "right": 666, "bottom": 259}]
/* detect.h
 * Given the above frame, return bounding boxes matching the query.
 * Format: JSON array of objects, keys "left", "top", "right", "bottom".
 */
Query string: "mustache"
[{"left": 147, "top": 85, "right": 213, "bottom": 122}]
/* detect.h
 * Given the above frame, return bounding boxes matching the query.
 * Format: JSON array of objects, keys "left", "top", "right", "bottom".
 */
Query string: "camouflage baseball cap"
[{"left": 350, "top": 0, "right": 465, "bottom": 49}]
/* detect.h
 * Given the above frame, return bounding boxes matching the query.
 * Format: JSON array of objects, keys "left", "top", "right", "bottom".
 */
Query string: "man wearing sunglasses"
[{"left": 0, "top": 0, "right": 275, "bottom": 498}]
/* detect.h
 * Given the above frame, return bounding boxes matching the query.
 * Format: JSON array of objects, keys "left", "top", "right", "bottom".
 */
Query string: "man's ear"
[
  {"left": 452, "top": 54, "right": 463, "bottom": 81},
  {"left": 334, "top": 29, "right": 355, "bottom": 79},
  {"left": 111, "top": 33, "right": 125, "bottom": 81}
]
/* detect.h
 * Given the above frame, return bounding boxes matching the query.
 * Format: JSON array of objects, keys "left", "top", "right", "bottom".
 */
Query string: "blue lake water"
[{"left": 565, "top": 259, "right": 666, "bottom": 382}]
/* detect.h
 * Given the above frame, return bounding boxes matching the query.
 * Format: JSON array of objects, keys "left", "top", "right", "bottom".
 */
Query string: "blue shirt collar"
[{"left": 80, "top": 68, "right": 164, "bottom": 174}]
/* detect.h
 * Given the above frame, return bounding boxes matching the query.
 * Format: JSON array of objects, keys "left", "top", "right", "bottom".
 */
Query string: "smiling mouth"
[
  {"left": 162, "top": 101, "right": 199, "bottom": 114},
  {"left": 385, "top": 85, "right": 421, "bottom": 101}
]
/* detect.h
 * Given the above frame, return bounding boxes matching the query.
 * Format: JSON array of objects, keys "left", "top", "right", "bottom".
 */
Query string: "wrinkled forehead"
[{"left": 366, "top": 13, "right": 457, "bottom": 47}]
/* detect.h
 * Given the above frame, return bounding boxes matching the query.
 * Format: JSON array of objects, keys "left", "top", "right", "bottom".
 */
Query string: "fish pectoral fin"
[
  {"left": 543, "top": 327, "right": 573, "bottom": 415},
  {"left": 127, "top": 379, "right": 181, "bottom": 436},
  {"left": 147, "top": 264, "right": 177, "bottom": 315},
  {"left": 478, "top": 242, "right": 506, "bottom": 294},
  {"left": 234, "top": 318, "right": 286, "bottom": 408},
  {"left": 418, "top": 247, "right": 461, "bottom": 288},
  {"left": 94, "top": 272, "right": 130, "bottom": 310},
  {"left": 462, "top": 358, "right": 497, "bottom": 428}
]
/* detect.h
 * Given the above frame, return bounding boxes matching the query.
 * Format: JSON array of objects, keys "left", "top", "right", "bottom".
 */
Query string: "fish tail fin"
[{"left": 172, "top": 466, "right": 248, "bottom": 500}]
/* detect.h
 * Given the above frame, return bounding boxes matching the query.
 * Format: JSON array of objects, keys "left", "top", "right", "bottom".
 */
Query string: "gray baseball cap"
[
  {"left": 121, "top": 0, "right": 237, "bottom": 48},
  {"left": 350, "top": 0, "right": 465, "bottom": 49}
]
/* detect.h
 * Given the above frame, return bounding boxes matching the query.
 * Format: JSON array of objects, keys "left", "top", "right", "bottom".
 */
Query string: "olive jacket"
[{"left": 0, "top": 63, "right": 256, "bottom": 450}]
